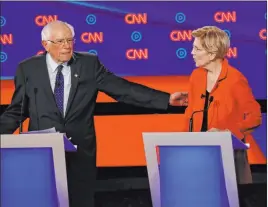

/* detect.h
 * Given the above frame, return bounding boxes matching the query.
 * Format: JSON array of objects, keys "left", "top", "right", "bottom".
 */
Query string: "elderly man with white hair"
[{"left": 0, "top": 20, "right": 188, "bottom": 207}]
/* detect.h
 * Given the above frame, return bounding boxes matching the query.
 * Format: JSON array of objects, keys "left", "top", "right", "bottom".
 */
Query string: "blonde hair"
[{"left": 192, "top": 26, "right": 230, "bottom": 59}]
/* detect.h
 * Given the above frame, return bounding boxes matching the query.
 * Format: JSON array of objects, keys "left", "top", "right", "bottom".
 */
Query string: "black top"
[{"left": 201, "top": 90, "right": 210, "bottom": 132}]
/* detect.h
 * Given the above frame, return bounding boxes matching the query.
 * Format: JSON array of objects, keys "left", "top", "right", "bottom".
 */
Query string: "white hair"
[{"left": 41, "top": 20, "right": 75, "bottom": 41}]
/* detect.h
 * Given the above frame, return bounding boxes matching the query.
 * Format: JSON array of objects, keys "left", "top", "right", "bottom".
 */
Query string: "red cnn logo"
[
  {"left": 170, "top": 30, "right": 192, "bottom": 41},
  {"left": 214, "top": 11, "right": 236, "bottom": 23},
  {"left": 0, "top": 34, "right": 13, "bottom": 45},
  {"left": 81, "top": 32, "right": 103, "bottom": 43},
  {"left": 125, "top": 13, "right": 147, "bottom": 24},
  {"left": 226, "top": 47, "right": 237, "bottom": 58},
  {"left": 35, "top": 15, "right": 58, "bottom": 26},
  {"left": 126, "top": 49, "right": 148, "bottom": 60},
  {"left": 259, "top": 29, "right": 266, "bottom": 40}
]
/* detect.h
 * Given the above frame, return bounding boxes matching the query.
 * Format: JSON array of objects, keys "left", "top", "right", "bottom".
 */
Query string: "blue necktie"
[{"left": 54, "top": 65, "right": 64, "bottom": 116}]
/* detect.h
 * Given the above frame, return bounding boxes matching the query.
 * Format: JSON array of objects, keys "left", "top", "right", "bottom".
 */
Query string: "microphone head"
[{"left": 34, "top": 88, "right": 38, "bottom": 93}]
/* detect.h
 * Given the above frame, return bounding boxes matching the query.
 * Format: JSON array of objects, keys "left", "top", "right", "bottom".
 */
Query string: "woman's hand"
[{"left": 207, "top": 128, "right": 230, "bottom": 132}]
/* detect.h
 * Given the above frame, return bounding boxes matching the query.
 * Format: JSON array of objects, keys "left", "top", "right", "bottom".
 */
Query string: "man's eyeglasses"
[{"left": 47, "top": 38, "right": 75, "bottom": 46}]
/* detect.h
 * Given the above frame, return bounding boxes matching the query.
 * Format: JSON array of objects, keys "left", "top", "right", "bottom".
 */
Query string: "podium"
[
  {"left": 142, "top": 132, "right": 249, "bottom": 207},
  {"left": 0, "top": 133, "right": 76, "bottom": 207}
]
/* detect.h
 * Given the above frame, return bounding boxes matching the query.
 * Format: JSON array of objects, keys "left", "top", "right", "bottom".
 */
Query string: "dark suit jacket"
[{"left": 0, "top": 52, "right": 170, "bottom": 157}]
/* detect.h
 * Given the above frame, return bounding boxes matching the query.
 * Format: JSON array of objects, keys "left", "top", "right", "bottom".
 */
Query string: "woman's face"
[{"left": 191, "top": 38, "right": 213, "bottom": 67}]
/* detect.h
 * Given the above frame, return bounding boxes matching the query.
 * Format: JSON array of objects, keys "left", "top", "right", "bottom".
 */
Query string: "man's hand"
[{"left": 169, "top": 92, "right": 188, "bottom": 106}]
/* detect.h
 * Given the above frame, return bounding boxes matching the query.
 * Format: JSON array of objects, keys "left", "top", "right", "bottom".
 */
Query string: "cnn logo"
[
  {"left": 259, "top": 29, "right": 266, "bottom": 40},
  {"left": 126, "top": 49, "right": 148, "bottom": 60},
  {"left": 170, "top": 30, "right": 192, "bottom": 41},
  {"left": 0, "top": 34, "right": 13, "bottom": 45},
  {"left": 125, "top": 13, "right": 147, "bottom": 24},
  {"left": 81, "top": 32, "right": 103, "bottom": 43},
  {"left": 214, "top": 11, "right": 236, "bottom": 23},
  {"left": 35, "top": 15, "right": 58, "bottom": 26},
  {"left": 226, "top": 47, "right": 238, "bottom": 58}
]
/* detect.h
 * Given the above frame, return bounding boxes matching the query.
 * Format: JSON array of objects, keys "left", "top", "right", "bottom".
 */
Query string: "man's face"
[{"left": 42, "top": 25, "right": 74, "bottom": 63}]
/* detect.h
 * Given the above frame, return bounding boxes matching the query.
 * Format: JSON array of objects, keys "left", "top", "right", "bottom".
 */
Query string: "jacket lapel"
[
  {"left": 38, "top": 54, "right": 59, "bottom": 112},
  {"left": 208, "top": 58, "right": 229, "bottom": 127},
  {"left": 65, "top": 55, "right": 81, "bottom": 118},
  {"left": 193, "top": 68, "right": 207, "bottom": 131},
  {"left": 198, "top": 68, "right": 207, "bottom": 110},
  {"left": 210, "top": 59, "right": 228, "bottom": 94}
]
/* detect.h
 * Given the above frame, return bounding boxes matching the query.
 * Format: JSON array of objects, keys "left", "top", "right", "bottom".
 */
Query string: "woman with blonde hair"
[{"left": 183, "top": 26, "right": 262, "bottom": 185}]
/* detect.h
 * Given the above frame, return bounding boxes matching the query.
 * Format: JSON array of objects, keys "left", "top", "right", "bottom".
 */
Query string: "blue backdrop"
[{"left": 1, "top": 1, "right": 266, "bottom": 99}]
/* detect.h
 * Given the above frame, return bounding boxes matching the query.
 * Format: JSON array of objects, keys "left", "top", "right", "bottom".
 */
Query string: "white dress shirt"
[{"left": 46, "top": 53, "right": 71, "bottom": 117}]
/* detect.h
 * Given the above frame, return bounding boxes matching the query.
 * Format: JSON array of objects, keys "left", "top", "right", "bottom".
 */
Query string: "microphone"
[
  {"left": 189, "top": 96, "right": 214, "bottom": 132},
  {"left": 34, "top": 88, "right": 40, "bottom": 131},
  {"left": 19, "top": 78, "right": 28, "bottom": 134}
]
